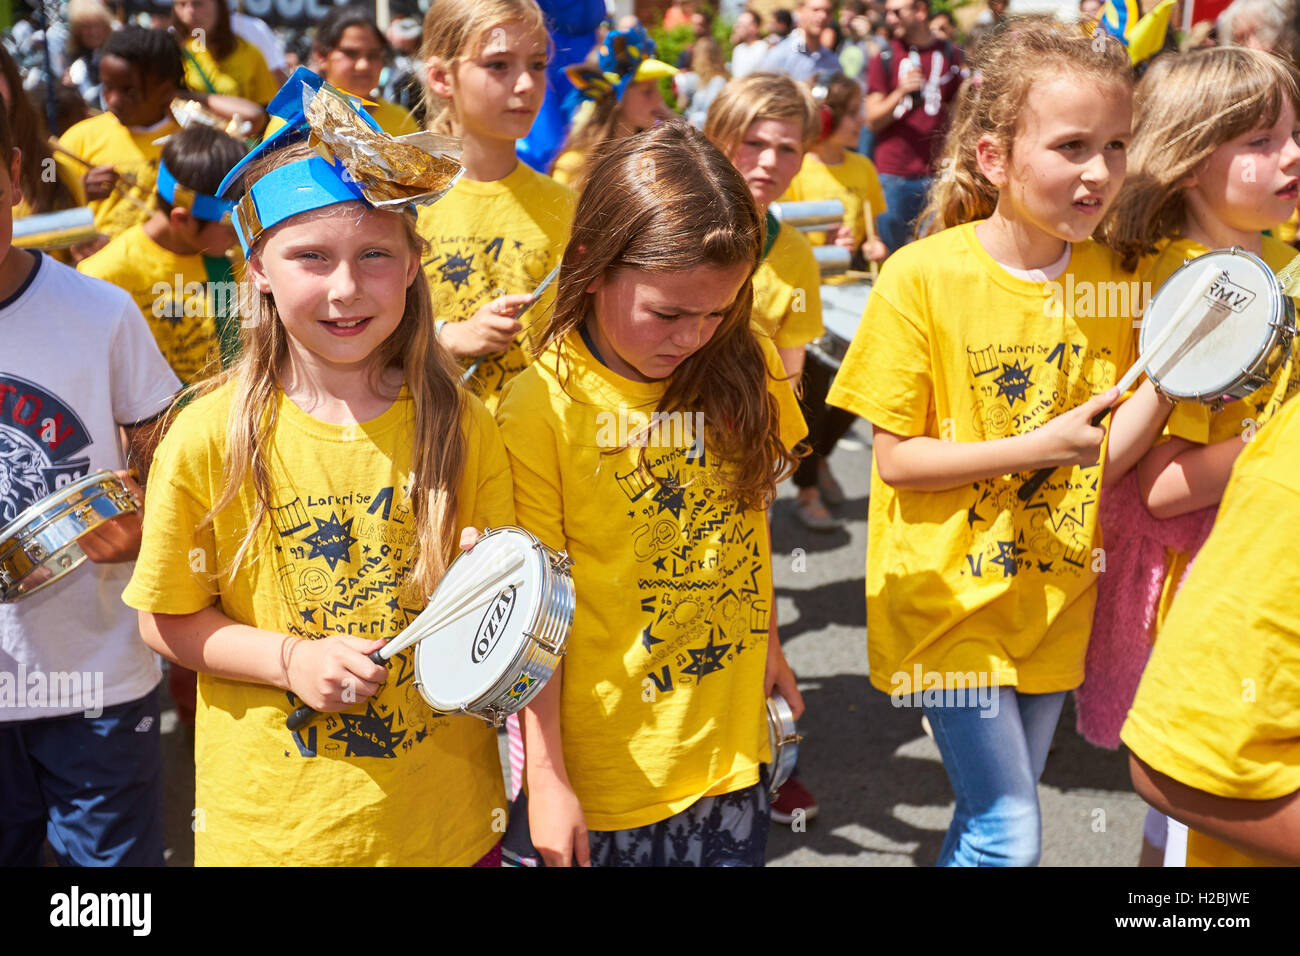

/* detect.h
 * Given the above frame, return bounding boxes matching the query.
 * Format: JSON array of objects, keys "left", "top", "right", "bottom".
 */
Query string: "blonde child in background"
[
  {"left": 498, "top": 123, "right": 806, "bottom": 867},
  {"left": 705, "top": 73, "right": 828, "bottom": 533},
  {"left": 1102, "top": 47, "right": 1300, "bottom": 868},
  {"left": 122, "top": 73, "right": 514, "bottom": 866},
  {"left": 418, "top": 0, "right": 577, "bottom": 411},
  {"left": 550, "top": 25, "right": 676, "bottom": 193},
  {"left": 826, "top": 21, "right": 1172, "bottom": 866},
  {"left": 312, "top": 5, "right": 420, "bottom": 136},
  {"left": 783, "top": 72, "right": 888, "bottom": 269}
]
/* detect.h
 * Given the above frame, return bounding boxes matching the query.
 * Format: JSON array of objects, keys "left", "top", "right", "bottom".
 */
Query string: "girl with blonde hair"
[
  {"left": 418, "top": 0, "right": 577, "bottom": 411},
  {"left": 827, "top": 20, "right": 1172, "bottom": 866},
  {"left": 1099, "top": 46, "right": 1300, "bottom": 868},
  {"left": 497, "top": 121, "right": 806, "bottom": 866},
  {"left": 123, "top": 74, "right": 515, "bottom": 866}
]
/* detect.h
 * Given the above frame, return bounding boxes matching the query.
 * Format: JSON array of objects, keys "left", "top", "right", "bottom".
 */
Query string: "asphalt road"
[{"left": 159, "top": 419, "right": 1148, "bottom": 867}]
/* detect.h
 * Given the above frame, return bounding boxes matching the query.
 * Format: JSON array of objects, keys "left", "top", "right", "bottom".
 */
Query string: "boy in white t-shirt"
[{"left": 0, "top": 109, "right": 181, "bottom": 865}]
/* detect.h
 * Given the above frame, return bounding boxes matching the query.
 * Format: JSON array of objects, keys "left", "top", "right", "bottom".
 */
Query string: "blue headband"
[
  {"left": 216, "top": 67, "right": 459, "bottom": 256},
  {"left": 156, "top": 160, "right": 235, "bottom": 223}
]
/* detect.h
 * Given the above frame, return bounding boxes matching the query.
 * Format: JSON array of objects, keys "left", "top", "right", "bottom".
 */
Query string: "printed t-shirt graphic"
[
  {"left": 827, "top": 223, "right": 1139, "bottom": 694},
  {"left": 122, "top": 384, "right": 514, "bottom": 865},
  {"left": 418, "top": 163, "right": 576, "bottom": 410},
  {"left": 496, "top": 334, "right": 807, "bottom": 830}
]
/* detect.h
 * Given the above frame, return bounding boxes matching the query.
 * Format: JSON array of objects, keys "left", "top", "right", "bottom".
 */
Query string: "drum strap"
[{"left": 578, "top": 319, "right": 608, "bottom": 367}]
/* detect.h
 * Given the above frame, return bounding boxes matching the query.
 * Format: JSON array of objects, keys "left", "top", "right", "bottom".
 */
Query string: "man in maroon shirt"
[{"left": 866, "top": 0, "right": 964, "bottom": 251}]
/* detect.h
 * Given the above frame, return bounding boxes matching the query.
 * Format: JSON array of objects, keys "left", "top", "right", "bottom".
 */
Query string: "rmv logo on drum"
[
  {"left": 1205, "top": 271, "right": 1256, "bottom": 313},
  {"left": 472, "top": 587, "right": 518, "bottom": 663}
]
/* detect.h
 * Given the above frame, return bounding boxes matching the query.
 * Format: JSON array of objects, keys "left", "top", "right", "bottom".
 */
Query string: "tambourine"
[{"left": 0, "top": 471, "right": 138, "bottom": 602}]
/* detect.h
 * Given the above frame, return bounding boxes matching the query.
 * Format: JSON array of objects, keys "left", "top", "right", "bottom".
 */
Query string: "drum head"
[
  {"left": 819, "top": 278, "right": 871, "bottom": 345},
  {"left": 413, "top": 529, "right": 542, "bottom": 712},
  {"left": 1140, "top": 250, "right": 1281, "bottom": 399}
]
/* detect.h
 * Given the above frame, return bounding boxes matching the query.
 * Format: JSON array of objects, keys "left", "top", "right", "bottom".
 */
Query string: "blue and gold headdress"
[
  {"left": 216, "top": 67, "right": 462, "bottom": 255},
  {"left": 564, "top": 26, "right": 677, "bottom": 107}
]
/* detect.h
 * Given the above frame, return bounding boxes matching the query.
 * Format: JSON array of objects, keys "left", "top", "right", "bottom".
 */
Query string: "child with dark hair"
[
  {"left": 174, "top": 0, "right": 278, "bottom": 105},
  {"left": 0, "top": 102, "right": 183, "bottom": 867},
  {"left": 55, "top": 26, "right": 263, "bottom": 241},
  {"left": 312, "top": 4, "right": 418, "bottom": 136},
  {"left": 78, "top": 124, "right": 246, "bottom": 387}
]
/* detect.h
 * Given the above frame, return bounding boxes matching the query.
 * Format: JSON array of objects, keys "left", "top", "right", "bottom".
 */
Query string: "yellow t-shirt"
[
  {"left": 827, "top": 222, "right": 1139, "bottom": 694},
  {"left": 56, "top": 112, "right": 180, "bottom": 239},
  {"left": 182, "top": 36, "right": 279, "bottom": 105},
  {"left": 122, "top": 383, "right": 515, "bottom": 866},
  {"left": 367, "top": 98, "right": 420, "bottom": 137},
  {"left": 76, "top": 224, "right": 223, "bottom": 386},
  {"left": 1121, "top": 393, "right": 1300, "bottom": 867},
  {"left": 417, "top": 161, "right": 576, "bottom": 411},
  {"left": 549, "top": 149, "right": 583, "bottom": 189},
  {"left": 495, "top": 332, "right": 807, "bottom": 830},
  {"left": 752, "top": 222, "right": 825, "bottom": 349},
  {"left": 781, "top": 151, "right": 887, "bottom": 248}
]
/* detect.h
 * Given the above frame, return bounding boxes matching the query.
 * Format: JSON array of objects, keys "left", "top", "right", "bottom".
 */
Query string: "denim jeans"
[
  {"left": 923, "top": 686, "right": 1066, "bottom": 867},
  {"left": 877, "top": 173, "right": 933, "bottom": 253}
]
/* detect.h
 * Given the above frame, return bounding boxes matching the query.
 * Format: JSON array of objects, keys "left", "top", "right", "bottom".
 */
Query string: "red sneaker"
[{"left": 770, "top": 774, "right": 819, "bottom": 825}]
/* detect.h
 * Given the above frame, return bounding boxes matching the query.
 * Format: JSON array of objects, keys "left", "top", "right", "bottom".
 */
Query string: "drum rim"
[
  {"left": 413, "top": 526, "right": 569, "bottom": 715},
  {"left": 1140, "top": 248, "right": 1290, "bottom": 400},
  {"left": 0, "top": 469, "right": 128, "bottom": 543}
]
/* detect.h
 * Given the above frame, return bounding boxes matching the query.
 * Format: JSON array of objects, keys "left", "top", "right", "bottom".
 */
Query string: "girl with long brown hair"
[
  {"left": 497, "top": 121, "right": 805, "bottom": 866},
  {"left": 122, "top": 77, "right": 515, "bottom": 866}
]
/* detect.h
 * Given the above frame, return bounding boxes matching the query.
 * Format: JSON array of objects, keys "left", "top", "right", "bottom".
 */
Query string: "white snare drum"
[
  {"left": 808, "top": 277, "right": 872, "bottom": 371},
  {"left": 413, "top": 527, "right": 574, "bottom": 726},
  {"left": 0, "top": 471, "right": 137, "bottom": 602},
  {"left": 765, "top": 692, "right": 801, "bottom": 796},
  {"left": 1141, "top": 247, "right": 1296, "bottom": 406}
]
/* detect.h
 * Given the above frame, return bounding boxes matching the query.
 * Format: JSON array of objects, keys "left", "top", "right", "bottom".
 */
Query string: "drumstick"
[
  {"left": 48, "top": 138, "right": 153, "bottom": 212},
  {"left": 863, "top": 199, "right": 879, "bottom": 278},
  {"left": 285, "top": 550, "right": 526, "bottom": 730},
  {"left": 460, "top": 264, "right": 561, "bottom": 383},
  {"left": 1017, "top": 267, "right": 1226, "bottom": 502}
]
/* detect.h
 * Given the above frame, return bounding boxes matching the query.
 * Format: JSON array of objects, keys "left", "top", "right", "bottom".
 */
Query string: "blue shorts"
[{"left": 0, "top": 687, "right": 165, "bottom": 866}]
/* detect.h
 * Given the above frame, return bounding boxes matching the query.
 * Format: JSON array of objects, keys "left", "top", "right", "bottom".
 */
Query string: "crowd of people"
[{"left": 1, "top": 0, "right": 1299, "bottom": 869}]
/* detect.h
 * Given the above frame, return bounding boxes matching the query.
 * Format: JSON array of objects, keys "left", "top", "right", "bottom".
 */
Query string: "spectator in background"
[
  {"left": 382, "top": 16, "right": 423, "bottom": 118},
  {"left": 63, "top": 0, "right": 115, "bottom": 109},
  {"left": 1079, "top": 0, "right": 1104, "bottom": 23},
  {"left": 677, "top": 7, "right": 715, "bottom": 68},
  {"left": 676, "top": 35, "right": 729, "bottom": 127},
  {"left": 663, "top": 0, "right": 696, "bottom": 31},
  {"left": 866, "top": 0, "right": 963, "bottom": 251},
  {"left": 1218, "top": 0, "right": 1300, "bottom": 62},
  {"left": 731, "top": 8, "right": 769, "bottom": 77},
  {"left": 929, "top": 8, "right": 956, "bottom": 42},
  {"left": 837, "top": 0, "right": 880, "bottom": 80},
  {"left": 768, "top": 8, "right": 795, "bottom": 44},
  {"left": 974, "top": 0, "right": 1009, "bottom": 26},
  {"left": 762, "top": 0, "right": 841, "bottom": 82}
]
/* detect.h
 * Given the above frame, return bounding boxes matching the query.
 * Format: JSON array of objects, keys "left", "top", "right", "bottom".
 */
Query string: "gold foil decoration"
[
  {"left": 302, "top": 82, "right": 463, "bottom": 209},
  {"left": 168, "top": 98, "right": 255, "bottom": 141}
]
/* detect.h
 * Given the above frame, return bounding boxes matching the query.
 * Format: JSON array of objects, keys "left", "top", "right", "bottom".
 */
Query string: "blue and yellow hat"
[
  {"left": 565, "top": 26, "right": 677, "bottom": 106},
  {"left": 216, "top": 67, "right": 462, "bottom": 256},
  {"left": 156, "top": 160, "right": 235, "bottom": 224}
]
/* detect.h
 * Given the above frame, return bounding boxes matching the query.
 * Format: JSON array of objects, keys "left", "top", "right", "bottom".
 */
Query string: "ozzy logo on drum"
[
  {"left": 1204, "top": 272, "right": 1256, "bottom": 313},
  {"left": 471, "top": 586, "right": 518, "bottom": 663}
]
